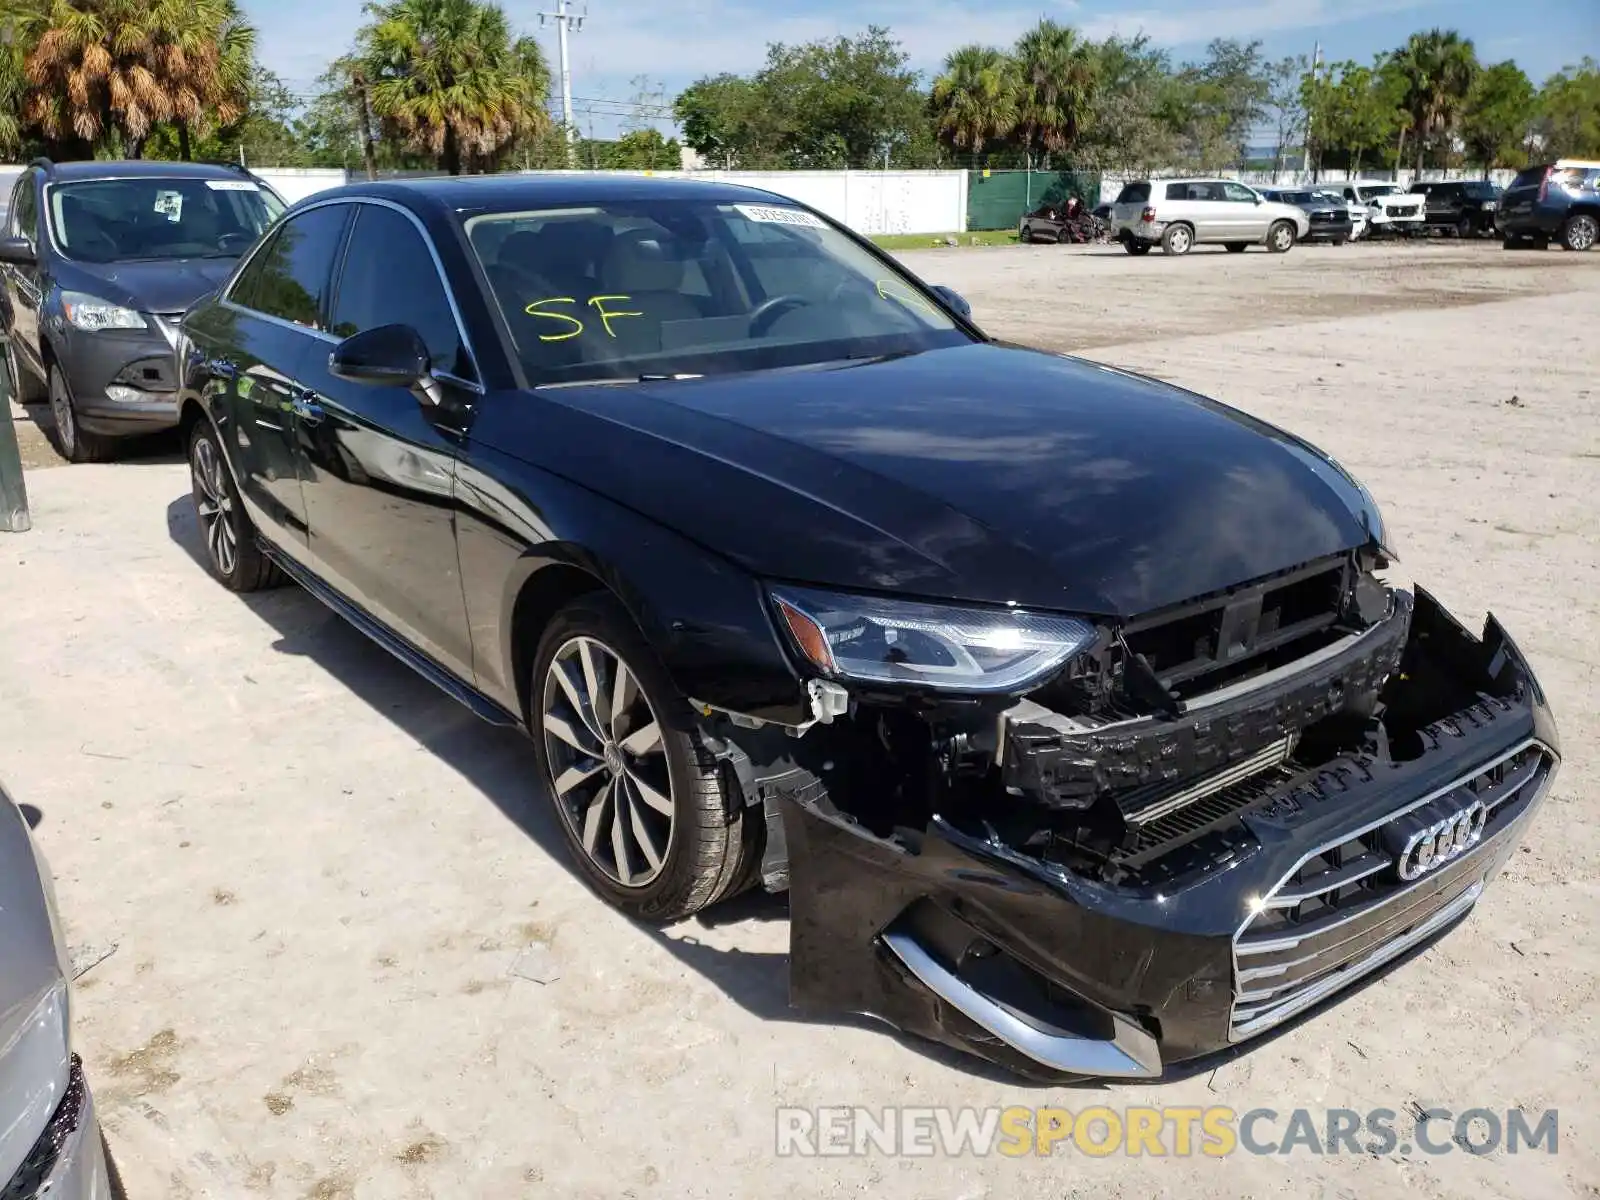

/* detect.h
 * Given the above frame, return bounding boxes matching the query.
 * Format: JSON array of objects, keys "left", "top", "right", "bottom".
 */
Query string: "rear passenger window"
[
  {"left": 1508, "top": 167, "right": 1546, "bottom": 190},
  {"left": 230, "top": 205, "right": 349, "bottom": 329},
  {"left": 330, "top": 204, "right": 471, "bottom": 379},
  {"left": 1116, "top": 183, "right": 1150, "bottom": 204}
]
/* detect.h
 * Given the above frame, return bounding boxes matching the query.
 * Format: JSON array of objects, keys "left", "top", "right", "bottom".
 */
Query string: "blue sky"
[{"left": 248, "top": 0, "right": 1600, "bottom": 139}]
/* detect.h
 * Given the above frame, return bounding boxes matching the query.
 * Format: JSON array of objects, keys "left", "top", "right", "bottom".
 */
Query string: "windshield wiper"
[{"left": 538, "top": 373, "right": 704, "bottom": 390}]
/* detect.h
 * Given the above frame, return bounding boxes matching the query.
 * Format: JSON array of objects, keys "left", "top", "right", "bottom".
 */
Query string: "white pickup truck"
[{"left": 1335, "top": 181, "right": 1425, "bottom": 237}]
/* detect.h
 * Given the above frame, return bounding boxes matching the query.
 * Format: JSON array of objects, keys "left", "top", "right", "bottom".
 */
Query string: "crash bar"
[{"left": 880, "top": 929, "right": 1163, "bottom": 1079}]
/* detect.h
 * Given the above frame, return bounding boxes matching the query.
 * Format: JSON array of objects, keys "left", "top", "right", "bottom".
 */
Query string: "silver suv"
[{"left": 1110, "top": 178, "right": 1310, "bottom": 256}]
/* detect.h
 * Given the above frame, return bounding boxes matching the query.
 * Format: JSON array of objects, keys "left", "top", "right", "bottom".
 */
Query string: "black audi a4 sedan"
[{"left": 175, "top": 175, "right": 1559, "bottom": 1081}]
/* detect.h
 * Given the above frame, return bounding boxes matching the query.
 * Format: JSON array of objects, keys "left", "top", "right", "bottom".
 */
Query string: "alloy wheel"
[
  {"left": 541, "top": 636, "right": 675, "bottom": 888},
  {"left": 1567, "top": 215, "right": 1597, "bottom": 251},
  {"left": 49, "top": 374, "right": 76, "bottom": 459},
  {"left": 1272, "top": 224, "right": 1294, "bottom": 252},
  {"left": 191, "top": 434, "right": 239, "bottom": 577}
]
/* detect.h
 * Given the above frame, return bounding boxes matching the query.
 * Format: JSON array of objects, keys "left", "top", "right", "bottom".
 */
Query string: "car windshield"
[
  {"left": 1461, "top": 182, "right": 1499, "bottom": 198},
  {"left": 48, "top": 177, "right": 282, "bottom": 264},
  {"left": 1313, "top": 191, "right": 1345, "bottom": 204},
  {"left": 465, "top": 199, "right": 971, "bottom": 386},
  {"left": 1358, "top": 185, "right": 1402, "bottom": 199}
]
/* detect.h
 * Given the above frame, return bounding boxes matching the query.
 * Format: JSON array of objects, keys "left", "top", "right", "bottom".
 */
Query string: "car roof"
[
  {"left": 292, "top": 173, "right": 802, "bottom": 215},
  {"left": 38, "top": 159, "right": 256, "bottom": 183}
]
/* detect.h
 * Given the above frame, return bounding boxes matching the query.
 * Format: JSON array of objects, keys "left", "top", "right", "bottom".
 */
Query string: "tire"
[
  {"left": 1267, "top": 220, "right": 1296, "bottom": 253},
  {"left": 1056, "top": 229, "right": 1072, "bottom": 244},
  {"left": 1224, "top": 242, "right": 1248, "bottom": 253},
  {"left": 1332, "top": 236, "right": 1349, "bottom": 246},
  {"left": 1122, "top": 238, "right": 1151, "bottom": 256},
  {"left": 1019, "top": 226, "right": 1034, "bottom": 244},
  {"left": 1160, "top": 224, "right": 1193, "bottom": 256},
  {"left": 1559, "top": 213, "right": 1597, "bottom": 252},
  {"left": 4, "top": 335, "right": 44, "bottom": 404},
  {"left": 531, "top": 592, "right": 757, "bottom": 922},
  {"left": 1456, "top": 216, "right": 1474, "bottom": 239},
  {"left": 48, "top": 365, "right": 114, "bottom": 463},
  {"left": 188, "top": 419, "right": 281, "bottom": 591}
]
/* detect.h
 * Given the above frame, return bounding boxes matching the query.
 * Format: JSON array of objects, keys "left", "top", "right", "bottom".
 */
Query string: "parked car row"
[{"left": 0, "top": 163, "right": 1567, "bottom": 1101}]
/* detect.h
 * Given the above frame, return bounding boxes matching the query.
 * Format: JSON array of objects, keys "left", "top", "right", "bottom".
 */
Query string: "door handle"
[{"left": 290, "top": 389, "right": 325, "bottom": 424}]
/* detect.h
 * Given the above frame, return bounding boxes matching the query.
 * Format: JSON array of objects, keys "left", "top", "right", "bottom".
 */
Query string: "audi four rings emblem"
[{"left": 1397, "top": 800, "right": 1488, "bottom": 880}]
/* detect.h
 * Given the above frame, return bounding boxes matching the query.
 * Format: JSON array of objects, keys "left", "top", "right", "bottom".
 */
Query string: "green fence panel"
[{"left": 966, "top": 169, "right": 1102, "bottom": 231}]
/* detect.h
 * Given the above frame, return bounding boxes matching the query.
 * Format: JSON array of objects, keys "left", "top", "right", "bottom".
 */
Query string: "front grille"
[
  {"left": 1228, "top": 743, "right": 1554, "bottom": 1041},
  {"left": 1311, "top": 211, "right": 1341, "bottom": 222},
  {"left": 1392, "top": 205, "right": 1420, "bottom": 217}
]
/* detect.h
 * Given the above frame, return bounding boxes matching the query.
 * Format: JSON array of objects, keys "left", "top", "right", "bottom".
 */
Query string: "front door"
[
  {"left": 292, "top": 200, "right": 478, "bottom": 681},
  {"left": 1221, "top": 182, "right": 1269, "bottom": 239},
  {"left": 184, "top": 203, "right": 352, "bottom": 553},
  {"left": 3, "top": 171, "right": 44, "bottom": 383}
]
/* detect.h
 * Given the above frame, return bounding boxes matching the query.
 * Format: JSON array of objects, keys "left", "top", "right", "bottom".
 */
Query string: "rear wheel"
[
  {"left": 1019, "top": 225, "right": 1034, "bottom": 244},
  {"left": 48, "top": 365, "right": 113, "bottom": 463},
  {"left": 1267, "top": 220, "right": 1296, "bottom": 253},
  {"left": 1160, "top": 224, "right": 1193, "bottom": 256},
  {"left": 531, "top": 593, "right": 758, "bottom": 921},
  {"left": 1224, "top": 242, "right": 1249, "bottom": 253},
  {"left": 1560, "top": 213, "right": 1597, "bottom": 252}
]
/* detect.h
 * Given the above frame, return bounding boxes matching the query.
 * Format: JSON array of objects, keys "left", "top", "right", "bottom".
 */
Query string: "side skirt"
[{"left": 258, "top": 538, "right": 522, "bottom": 729}]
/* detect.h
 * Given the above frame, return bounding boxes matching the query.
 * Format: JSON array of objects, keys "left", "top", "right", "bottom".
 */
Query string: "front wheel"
[
  {"left": 188, "top": 420, "right": 281, "bottom": 591},
  {"left": 1267, "top": 221, "right": 1297, "bottom": 253},
  {"left": 1560, "top": 213, "right": 1597, "bottom": 252},
  {"left": 531, "top": 593, "right": 758, "bottom": 921},
  {"left": 1456, "top": 215, "right": 1475, "bottom": 239},
  {"left": 48, "top": 365, "right": 113, "bottom": 463}
]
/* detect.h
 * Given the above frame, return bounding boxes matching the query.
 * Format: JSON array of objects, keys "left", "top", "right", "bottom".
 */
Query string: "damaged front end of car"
[{"left": 693, "top": 548, "right": 1560, "bottom": 1082}]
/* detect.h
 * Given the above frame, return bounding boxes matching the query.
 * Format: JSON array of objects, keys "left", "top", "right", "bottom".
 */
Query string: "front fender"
[{"left": 453, "top": 445, "right": 809, "bottom": 726}]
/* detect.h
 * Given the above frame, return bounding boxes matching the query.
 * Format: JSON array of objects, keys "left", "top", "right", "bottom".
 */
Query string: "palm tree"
[
  {"left": 5, "top": 0, "right": 253, "bottom": 157},
  {"left": 356, "top": 0, "right": 551, "bottom": 175},
  {"left": 929, "top": 45, "right": 1017, "bottom": 160},
  {"left": 1012, "top": 19, "right": 1097, "bottom": 167},
  {"left": 1388, "top": 29, "right": 1478, "bottom": 174}
]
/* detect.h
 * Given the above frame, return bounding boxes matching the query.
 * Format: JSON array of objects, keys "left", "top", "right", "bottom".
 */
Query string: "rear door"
[
  {"left": 291, "top": 200, "right": 479, "bottom": 681},
  {"left": 1501, "top": 167, "right": 1546, "bottom": 225},
  {"left": 183, "top": 202, "right": 352, "bottom": 554}
]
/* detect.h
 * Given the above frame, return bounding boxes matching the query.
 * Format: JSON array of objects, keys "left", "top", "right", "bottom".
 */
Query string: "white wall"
[
  {"left": 517, "top": 169, "right": 970, "bottom": 235},
  {"left": 250, "top": 167, "right": 348, "bottom": 205}
]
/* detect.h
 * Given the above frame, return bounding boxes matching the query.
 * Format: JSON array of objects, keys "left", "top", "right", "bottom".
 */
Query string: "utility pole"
[
  {"left": 539, "top": 0, "right": 585, "bottom": 155},
  {"left": 1304, "top": 41, "right": 1321, "bottom": 176}
]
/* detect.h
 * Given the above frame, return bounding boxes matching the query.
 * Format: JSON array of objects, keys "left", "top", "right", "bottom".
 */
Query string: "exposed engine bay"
[{"left": 699, "top": 549, "right": 1529, "bottom": 895}]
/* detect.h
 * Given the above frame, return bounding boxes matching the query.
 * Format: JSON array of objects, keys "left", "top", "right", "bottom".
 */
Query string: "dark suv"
[
  {"left": 0, "top": 159, "right": 284, "bottom": 461},
  {"left": 1409, "top": 179, "right": 1501, "bottom": 237},
  {"left": 1498, "top": 160, "right": 1600, "bottom": 251}
]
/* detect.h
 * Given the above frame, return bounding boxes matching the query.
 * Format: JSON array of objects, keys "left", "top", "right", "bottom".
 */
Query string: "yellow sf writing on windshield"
[{"left": 524, "top": 295, "right": 644, "bottom": 342}]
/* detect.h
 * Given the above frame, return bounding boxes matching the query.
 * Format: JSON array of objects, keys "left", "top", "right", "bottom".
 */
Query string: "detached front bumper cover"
[{"left": 779, "top": 588, "right": 1559, "bottom": 1082}]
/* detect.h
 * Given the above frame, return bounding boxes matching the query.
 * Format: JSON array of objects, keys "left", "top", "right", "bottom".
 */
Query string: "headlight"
[
  {"left": 60, "top": 290, "right": 145, "bottom": 331},
  {"left": 0, "top": 979, "right": 71, "bottom": 1175},
  {"left": 769, "top": 585, "right": 1097, "bottom": 693}
]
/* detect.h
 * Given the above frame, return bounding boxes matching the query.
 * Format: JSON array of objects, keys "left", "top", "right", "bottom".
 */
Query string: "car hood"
[
  {"left": 0, "top": 786, "right": 70, "bottom": 1185},
  {"left": 55, "top": 256, "right": 237, "bottom": 315},
  {"left": 515, "top": 343, "right": 1379, "bottom": 617}
]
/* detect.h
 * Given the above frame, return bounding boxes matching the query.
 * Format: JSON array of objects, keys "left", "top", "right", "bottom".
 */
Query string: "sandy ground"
[{"left": 1, "top": 240, "right": 1597, "bottom": 1198}]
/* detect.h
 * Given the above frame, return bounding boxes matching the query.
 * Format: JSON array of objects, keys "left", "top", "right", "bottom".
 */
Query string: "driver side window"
[
  {"left": 1222, "top": 182, "right": 1258, "bottom": 204},
  {"left": 9, "top": 174, "right": 37, "bottom": 244}
]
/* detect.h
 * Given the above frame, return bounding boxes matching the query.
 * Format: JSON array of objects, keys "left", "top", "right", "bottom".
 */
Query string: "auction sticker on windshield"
[
  {"left": 735, "top": 204, "right": 825, "bottom": 228},
  {"left": 206, "top": 180, "right": 260, "bottom": 191}
]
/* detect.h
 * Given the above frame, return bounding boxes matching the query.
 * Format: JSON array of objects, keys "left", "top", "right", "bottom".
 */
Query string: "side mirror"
[
  {"left": 932, "top": 285, "right": 971, "bottom": 320},
  {"left": 0, "top": 237, "right": 35, "bottom": 266},
  {"left": 329, "top": 324, "right": 437, "bottom": 402}
]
